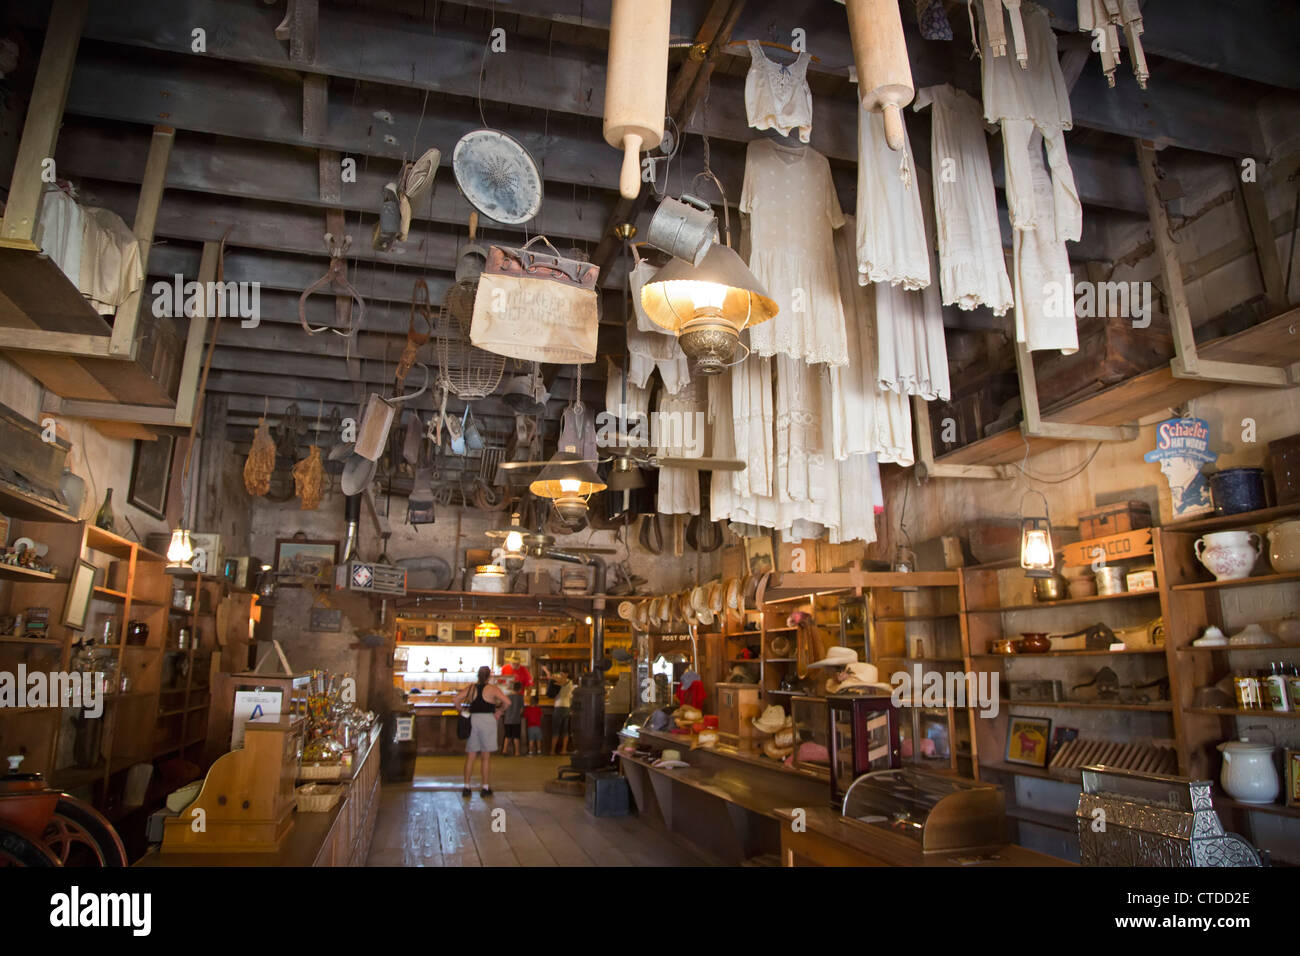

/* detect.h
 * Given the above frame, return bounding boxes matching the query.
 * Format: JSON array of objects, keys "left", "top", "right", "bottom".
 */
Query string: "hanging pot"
[{"left": 645, "top": 194, "right": 718, "bottom": 266}]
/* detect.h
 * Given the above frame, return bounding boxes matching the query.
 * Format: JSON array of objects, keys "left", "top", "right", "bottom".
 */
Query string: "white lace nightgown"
[
  {"left": 856, "top": 105, "right": 931, "bottom": 291},
  {"left": 655, "top": 380, "right": 706, "bottom": 516},
  {"left": 744, "top": 40, "right": 814, "bottom": 143},
  {"left": 874, "top": 169, "right": 952, "bottom": 402},
  {"left": 830, "top": 217, "right": 914, "bottom": 466},
  {"left": 1013, "top": 144, "right": 1078, "bottom": 354},
  {"left": 741, "top": 139, "right": 848, "bottom": 366},
  {"left": 913, "top": 84, "right": 1014, "bottom": 315}
]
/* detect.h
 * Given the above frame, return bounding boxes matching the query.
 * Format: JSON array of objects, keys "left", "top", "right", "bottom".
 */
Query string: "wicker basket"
[
  {"left": 295, "top": 783, "right": 344, "bottom": 813},
  {"left": 299, "top": 762, "right": 343, "bottom": 780}
]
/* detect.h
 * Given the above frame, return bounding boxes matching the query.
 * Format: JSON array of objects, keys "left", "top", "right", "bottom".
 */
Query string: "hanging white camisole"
[{"left": 744, "top": 40, "right": 814, "bottom": 143}]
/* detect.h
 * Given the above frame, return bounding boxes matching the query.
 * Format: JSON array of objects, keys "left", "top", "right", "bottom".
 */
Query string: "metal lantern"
[
  {"left": 529, "top": 452, "right": 607, "bottom": 524},
  {"left": 1019, "top": 491, "right": 1056, "bottom": 578},
  {"left": 640, "top": 244, "right": 778, "bottom": 375}
]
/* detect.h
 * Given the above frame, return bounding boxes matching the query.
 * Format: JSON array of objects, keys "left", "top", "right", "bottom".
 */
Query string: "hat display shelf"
[{"left": 865, "top": 575, "right": 971, "bottom": 777}]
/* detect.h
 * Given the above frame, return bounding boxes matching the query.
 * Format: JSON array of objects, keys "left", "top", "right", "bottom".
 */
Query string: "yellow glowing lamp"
[
  {"left": 474, "top": 620, "right": 501, "bottom": 641},
  {"left": 640, "top": 244, "right": 778, "bottom": 375},
  {"left": 1019, "top": 491, "right": 1057, "bottom": 579},
  {"left": 530, "top": 450, "right": 607, "bottom": 523},
  {"left": 166, "top": 528, "right": 194, "bottom": 565}
]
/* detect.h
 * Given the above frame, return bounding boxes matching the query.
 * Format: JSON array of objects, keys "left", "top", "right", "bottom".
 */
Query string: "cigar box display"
[{"left": 841, "top": 767, "right": 1007, "bottom": 855}]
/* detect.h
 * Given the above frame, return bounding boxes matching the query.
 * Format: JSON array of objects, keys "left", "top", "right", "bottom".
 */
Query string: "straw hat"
[
  {"left": 690, "top": 585, "right": 709, "bottom": 613},
  {"left": 752, "top": 704, "right": 791, "bottom": 734},
  {"left": 707, "top": 580, "right": 724, "bottom": 614},
  {"left": 674, "top": 706, "right": 703, "bottom": 727},
  {"left": 827, "top": 661, "right": 893, "bottom": 693},
  {"left": 725, "top": 577, "right": 742, "bottom": 611},
  {"left": 634, "top": 601, "right": 650, "bottom": 629},
  {"left": 697, "top": 608, "right": 715, "bottom": 626},
  {"left": 807, "top": 646, "right": 859, "bottom": 669},
  {"left": 683, "top": 601, "right": 699, "bottom": 626},
  {"left": 769, "top": 634, "right": 792, "bottom": 657}
]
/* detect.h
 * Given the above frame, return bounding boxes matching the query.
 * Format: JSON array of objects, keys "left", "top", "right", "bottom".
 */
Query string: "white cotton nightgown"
[
  {"left": 741, "top": 138, "right": 849, "bottom": 366},
  {"left": 855, "top": 105, "right": 931, "bottom": 291},
  {"left": 913, "top": 84, "right": 1014, "bottom": 316}
]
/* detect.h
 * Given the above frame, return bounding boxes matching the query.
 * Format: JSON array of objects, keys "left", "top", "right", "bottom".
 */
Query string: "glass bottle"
[
  {"left": 95, "top": 488, "right": 114, "bottom": 532},
  {"left": 1265, "top": 662, "right": 1290, "bottom": 712}
]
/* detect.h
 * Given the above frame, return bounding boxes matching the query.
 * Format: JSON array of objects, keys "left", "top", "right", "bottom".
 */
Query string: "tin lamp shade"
[
  {"left": 530, "top": 452, "right": 607, "bottom": 523},
  {"left": 640, "top": 244, "right": 778, "bottom": 375}
]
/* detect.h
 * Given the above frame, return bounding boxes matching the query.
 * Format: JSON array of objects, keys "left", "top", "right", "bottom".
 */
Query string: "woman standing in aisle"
[
  {"left": 456, "top": 666, "right": 509, "bottom": 796},
  {"left": 550, "top": 670, "right": 575, "bottom": 755}
]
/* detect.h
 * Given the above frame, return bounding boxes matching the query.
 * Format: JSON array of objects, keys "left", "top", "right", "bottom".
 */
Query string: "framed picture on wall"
[
  {"left": 62, "top": 559, "right": 97, "bottom": 630},
  {"left": 1287, "top": 749, "right": 1300, "bottom": 808},
  {"left": 127, "top": 435, "right": 176, "bottom": 519},
  {"left": 1004, "top": 715, "right": 1052, "bottom": 768},
  {"left": 274, "top": 539, "right": 339, "bottom": 586}
]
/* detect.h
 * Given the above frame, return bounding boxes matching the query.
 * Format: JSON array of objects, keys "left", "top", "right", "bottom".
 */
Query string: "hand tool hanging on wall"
[
  {"left": 603, "top": 0, "right": 670, "bottom": 199},
  {"left": 845, "top": 0, "right": 916, "bottom": 150},
  {"left": 395, "top": 280, "right": 434, "bottom": 388},
  {"left": 299, "top": 232, "right": 366, "bottom": 335}
]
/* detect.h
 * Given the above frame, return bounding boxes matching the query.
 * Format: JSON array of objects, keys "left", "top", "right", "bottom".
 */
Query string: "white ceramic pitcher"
[
  {"left": 1266, "top": 518, "right": 1300, "bottom": 572},
  {"left": 1195, "top": 530, "right": 1262, "bottom": 581}
]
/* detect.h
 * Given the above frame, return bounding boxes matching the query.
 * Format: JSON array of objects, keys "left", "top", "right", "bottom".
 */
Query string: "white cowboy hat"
[
  {"left": 807, "top": 646, "right": 859, "bottom": 669},
  {"left": 827, "top": 661, "right": 893, "bottom": 693},
  {"left": 690, "top": 585, "right": 709, "bottom": 613},
  {"left": 752, "top": 704, "right": 791, "bottom": 734},
  {"left": 707, "top": 579, "right": 724, "bottom": 614},
  {"left": 725, "top": 577, "right": 742, "bottom": 611},
  {"left": 762, "top": 738, "right": 793, "bottom": 760}
]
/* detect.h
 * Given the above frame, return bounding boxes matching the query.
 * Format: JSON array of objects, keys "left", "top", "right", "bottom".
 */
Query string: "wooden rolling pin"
[
  {"left": 603, "top": 0, "right": 670, "bottom": 199},
  {"left": 845, "top": 0, "right": 915, "bottom": 151}
]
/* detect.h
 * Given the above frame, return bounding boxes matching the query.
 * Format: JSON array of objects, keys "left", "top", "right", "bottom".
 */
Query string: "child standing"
[
  {"left": 502, "top": 680, "right": 524, "bottom": 756},
  {"left": 523, "top": 691, "right": 543, "bottom": 756}
]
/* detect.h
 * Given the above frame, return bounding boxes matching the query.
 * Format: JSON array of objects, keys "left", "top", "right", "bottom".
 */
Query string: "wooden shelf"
[
  {"left": 1177, "top": 642, "right": 1300, "bottom": 653},
  {"left": 966, "top": 590, "right": 1160, "bottom": 613},
  {"left": 978, "top": 761, "right": 1074, "bottom": 782},
  {"left": 1172, "top": 571, "right": 1300, "bottom": 592},
  {"left": 0, "top": 481, "right": 76, "bottom": 522},
  {"left": 1164, "top": 502, "right": 1300, "bottom": 534},
  {"left": 1002, "top": 700, "right": 1173, "bottom": 712},
  {"left": 972, "top": 648, "right": 1166, "bottom": 659},
  {"left": 0, "top": 563, "right": 58, "bottom": 582},
  {"left": 0, "top": 635, "right": 62, "bottom": 645},
  {"left": 1006, "top": 804, "right": 1078, "bottom": 832},
  {"left": 1213, "top": 795, "right": 1300, "bottom": 818},
  {"left": 874, "top": 613, "right": 960, "bottom": 622},
  {"left": 92, "top": 586, "right": 130, "bottom": 603},
  {"left": 934, "top": 308, "right": 1300, "bottom": 467},
  {"left": 1186, "top": 707, "right": 1300, "bottom": 719}
]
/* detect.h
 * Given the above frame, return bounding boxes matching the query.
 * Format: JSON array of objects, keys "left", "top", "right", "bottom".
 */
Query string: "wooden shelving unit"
[
  {"left": 155, "top": 572, "right": 223, "bottom": 769},
  {"left": 0, "top": 518, "right": 168, "bottom": 800}
]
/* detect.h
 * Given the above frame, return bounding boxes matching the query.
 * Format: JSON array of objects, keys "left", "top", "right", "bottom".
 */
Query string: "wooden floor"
[{"left": 364, "top": 755, "right": 708, "bottom": 866}]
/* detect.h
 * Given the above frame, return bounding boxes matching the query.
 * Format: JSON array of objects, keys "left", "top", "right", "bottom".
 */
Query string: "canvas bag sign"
[{"left": 470, "top": 236, "right": 599, "bottom": 364}]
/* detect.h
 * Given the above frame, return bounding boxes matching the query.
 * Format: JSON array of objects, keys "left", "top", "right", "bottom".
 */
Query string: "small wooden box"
[
  {"left": 716, "top": 682, "right": 762, "bottom": 740},
  {"left": 1078, "top": 501, "right": 1152, "bottom": 538}
]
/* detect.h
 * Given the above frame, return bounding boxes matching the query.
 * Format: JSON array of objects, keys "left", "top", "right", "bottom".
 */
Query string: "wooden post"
[
  {"left": 1239, "top": 177, "right": 1288, "bottom": 313},
  {"left": 109, "top": 125, "right": 175, "bottom": 357},
  {"left": 0, "top": 0, "right": 87, "bottom": 250}
]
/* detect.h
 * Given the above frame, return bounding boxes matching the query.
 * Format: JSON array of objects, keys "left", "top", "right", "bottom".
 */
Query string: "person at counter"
[
  {"left": 550, "top": 671, "right": 575, "bottom": 755},
  {"left": 501, "top": 653, "right": 534, "bottom": 689},
  {"left": 456, "top": 666, "right": 509, "bottom": 796},
  {"left": 502, "top": 681, "right": 525, "bottom": 756}
]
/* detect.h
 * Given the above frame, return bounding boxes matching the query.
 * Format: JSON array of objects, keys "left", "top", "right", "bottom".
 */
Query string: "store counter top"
[{"left": 137, "top": 728, "right": 381, "bottom": 868}]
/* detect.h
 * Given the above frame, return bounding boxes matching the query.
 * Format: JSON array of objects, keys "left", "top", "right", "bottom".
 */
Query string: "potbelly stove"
[{"left": 1075, "top": 766, "right": 1261, "bottom": 867}]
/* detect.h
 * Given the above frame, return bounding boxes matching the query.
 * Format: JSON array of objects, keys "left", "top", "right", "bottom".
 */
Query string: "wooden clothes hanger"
[{"left": 727, "top": 39, "right": 821, "bottom": 63}]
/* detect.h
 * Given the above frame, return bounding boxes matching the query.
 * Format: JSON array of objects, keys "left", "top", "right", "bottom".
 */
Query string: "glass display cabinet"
[
  {"left": 790, "top": 695, "right": 832, "bottom": 777},
  {"left": 841, "top": 767, "right": 1006, "bottom": 855},
  {"left": 828, "top": 693, "right": 902, "bottom": 806},
  {"left": 835, "top": 596, "right": 868, "bottom": 660}
]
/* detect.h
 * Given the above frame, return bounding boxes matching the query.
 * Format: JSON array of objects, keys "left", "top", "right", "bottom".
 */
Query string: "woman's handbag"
[{"left": 457, "top": 685, "right": 476, "bottom": 740}]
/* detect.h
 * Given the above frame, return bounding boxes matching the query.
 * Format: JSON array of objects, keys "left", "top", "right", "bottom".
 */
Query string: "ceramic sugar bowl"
[
  {"left": 1266, "top": 518, "right": 1300, "bottom": 573},
  {"left": 1194, "top": 530, "right": 1262, "bottom": 581},
  {"left": 1218, "top": 734, "right": 1280, "bottom": 805}
]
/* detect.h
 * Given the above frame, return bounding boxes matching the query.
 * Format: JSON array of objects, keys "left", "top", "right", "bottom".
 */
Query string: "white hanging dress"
[
  {"left": 744, "top": 40, "right": 814, "bottom": 143},
  {"left": 874, "top": 169, "right": 951, "bottom": 402},
  {"left": 741, "top": 139, "right": 848, "bottom": 366},
  {"left": 1013, "top": 144, "right": 1078, "bottom": 354},
  {"left": 830, "top": 217, "right": 914, "bottom": 465},
  {"left": 855, "top": 106, "right": 931, "bottom": 291},
  {"left": 979, "top": 1, "right": 1082, "bottom": 244},
  {"left": 913, "top": 84, "right": 1014, "bottom": 315},
  {"left": 655, "top": 380, "right": 705, "bottom": 516}
]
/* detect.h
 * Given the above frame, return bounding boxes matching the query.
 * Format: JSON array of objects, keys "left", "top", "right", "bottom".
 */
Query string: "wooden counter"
[
  {"left": 137, "top": 728, "right": 381, "bottom": 867},
  {"left": 618, "top": 730, "right": 1070, "bottom": 867}
]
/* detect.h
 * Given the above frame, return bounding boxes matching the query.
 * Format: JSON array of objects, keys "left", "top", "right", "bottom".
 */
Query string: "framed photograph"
[
  {"left": 274, "top": 539, "right": 338, "bottom": 586},
  {"left": 62, "top": 559, "right": 97, "bottom": 630},
  {"left": 127, "top": 435, "right": 176, "bottom": 519},
  {"left": 1005, "top": 714, "right": 1053, "bottom": 768},
  {"left": 1287, "top": 749, "right": 1300, "bottom": 808}
]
